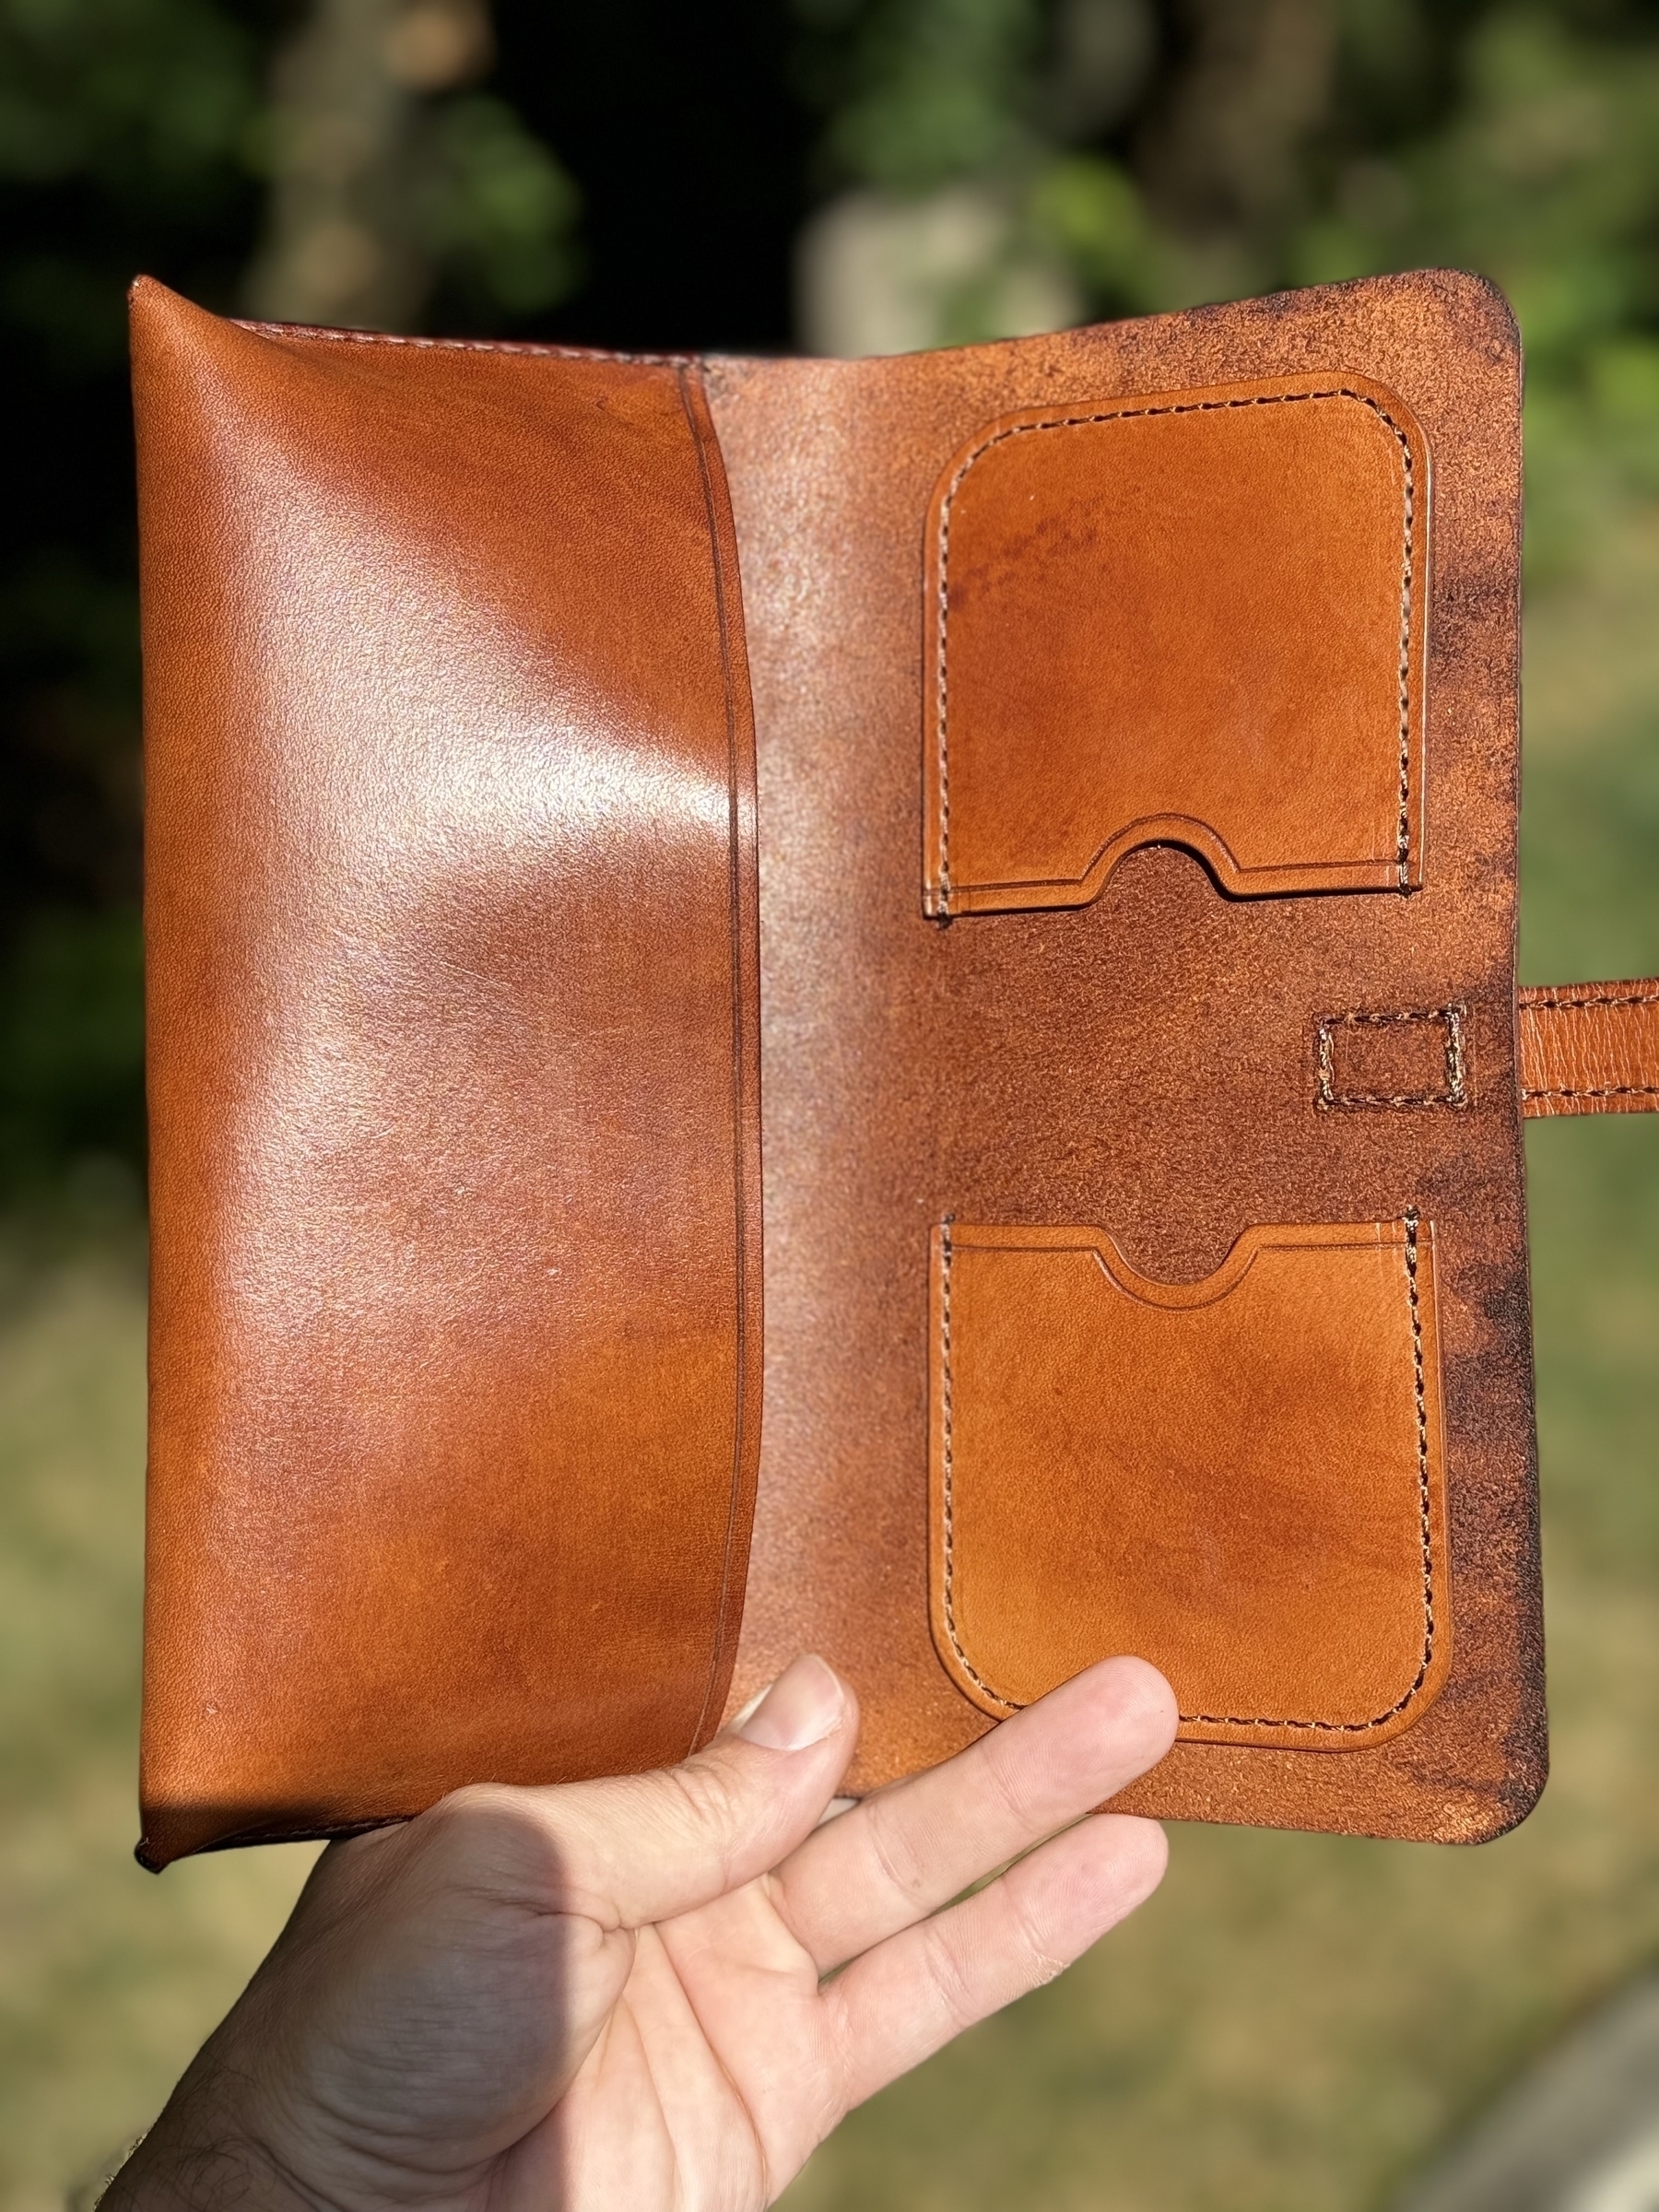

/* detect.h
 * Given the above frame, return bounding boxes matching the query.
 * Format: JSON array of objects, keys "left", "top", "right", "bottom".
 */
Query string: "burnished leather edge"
[{"left": 676, "top": 362, "right": 766, "bottom": 1751}]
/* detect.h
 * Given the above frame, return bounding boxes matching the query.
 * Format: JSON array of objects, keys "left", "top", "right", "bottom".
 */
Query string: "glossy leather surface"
[
  {"left": 133, "top": 281, "right": 761, "bottom": 1867},
  {"left": 136, "top": 269, "right": 1612, "bottom": 1861}
]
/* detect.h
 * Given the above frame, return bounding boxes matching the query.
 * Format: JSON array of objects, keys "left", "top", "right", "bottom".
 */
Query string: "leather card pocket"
[
  {"left": 923, "top": 375, "right": 1430, "bottom": 917},
  {"left": 928, "top": 1218, "right": 1450, "bottom": 1749}
]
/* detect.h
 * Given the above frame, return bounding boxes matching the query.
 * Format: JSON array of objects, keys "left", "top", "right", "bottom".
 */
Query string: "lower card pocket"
[{"left": 928, "top": 1217, "right": 1450, "bottom": 1749}]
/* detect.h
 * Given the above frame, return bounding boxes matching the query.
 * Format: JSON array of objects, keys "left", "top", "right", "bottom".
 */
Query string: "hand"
[{"left": 109, "top": 1653, "right": 1176, "bottom": 2211}]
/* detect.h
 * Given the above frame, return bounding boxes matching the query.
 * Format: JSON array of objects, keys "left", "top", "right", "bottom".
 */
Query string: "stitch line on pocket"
[
  {"left": 932, "top": 384, "right": 1419, "bottom": 911},
  {"left": 936, "top": 1215, "right": 1439, "bottom": 1734},
  {"left": 938, "top": 1223, "right": 1009, "bottom": 1708}
]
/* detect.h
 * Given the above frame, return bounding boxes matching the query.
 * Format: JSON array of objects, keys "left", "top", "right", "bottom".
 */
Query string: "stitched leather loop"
[{"left": 1518, "top": 982, "right": 1659, "bottom": 1117}]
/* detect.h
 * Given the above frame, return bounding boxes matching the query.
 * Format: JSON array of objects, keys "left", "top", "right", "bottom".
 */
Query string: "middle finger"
[{"left": 764, "top": 1654, "right": 1175, "bottom": 1972}]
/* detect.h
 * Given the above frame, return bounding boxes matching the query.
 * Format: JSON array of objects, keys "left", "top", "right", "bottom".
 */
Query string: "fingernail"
[{"left": 735, "top": 1654, "right": 844, "bottom": 1751}]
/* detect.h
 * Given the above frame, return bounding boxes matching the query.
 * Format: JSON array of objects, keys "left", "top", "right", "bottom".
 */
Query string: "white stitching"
[
  {"left": 1315, "top": 1005, "right": 1468, "bottom": 1110},
  {"left": 235, "top": 316, "right": 690, "bottom": 368}
]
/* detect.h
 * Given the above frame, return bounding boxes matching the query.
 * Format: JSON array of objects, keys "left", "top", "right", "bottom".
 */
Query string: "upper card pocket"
[{"left": 923, "top": 375, "right": 1430, "bottom": 917}]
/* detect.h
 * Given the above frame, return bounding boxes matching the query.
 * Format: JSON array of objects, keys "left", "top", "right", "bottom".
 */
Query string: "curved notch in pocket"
[
  {"left": 929, "top": 1218, "right": 1449, "bottom": 1750},
  {"left": 924, "top": 376, "right": 1430, "bottom": 917}
]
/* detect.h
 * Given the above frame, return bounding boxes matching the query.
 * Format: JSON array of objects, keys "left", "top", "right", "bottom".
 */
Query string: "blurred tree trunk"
[
  {"left": 1136, "top": 0, "right": 1335, "bottom": 275},
  {"left": 244, "top": 0, "right": 492, "bottom": 328}
]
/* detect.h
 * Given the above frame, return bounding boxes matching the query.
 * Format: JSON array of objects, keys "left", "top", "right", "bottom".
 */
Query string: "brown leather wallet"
[{"left": 129, "top": 268, "right": 1659, "bottom": 1868}]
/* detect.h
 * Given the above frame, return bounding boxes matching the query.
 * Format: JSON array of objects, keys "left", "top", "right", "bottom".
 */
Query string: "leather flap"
[
  {"left": 1519, "top": 981, "right": 1659, "bottom": 1116},
  {"left": 133, "top": 281, "right": 761, "bottom": 1865}
]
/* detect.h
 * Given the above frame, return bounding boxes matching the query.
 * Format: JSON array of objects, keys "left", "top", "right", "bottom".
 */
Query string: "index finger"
[{"left": 766, "top": 1654, "right": 1176, "bottom": 1972}]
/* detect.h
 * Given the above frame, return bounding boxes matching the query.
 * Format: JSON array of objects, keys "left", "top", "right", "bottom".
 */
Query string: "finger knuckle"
[
  {"left": 861, "top": 1799, "right": 936, "bottom": 1915},
  {"left": 920, "top": 1917, "right": 981, "bottom": 2033},
  {"left": 980, "top": 1735, "right": 1041, "bottom": 1830},
  {"left": 661, "top": 1757, "right": 743, "bottom": 1878},
  {"left": 1006, "top": 1884, "right": 1069, "bottom": 1986},
  {"left": 414, "top": 1783, "right": 559, "bottom": 1894}
]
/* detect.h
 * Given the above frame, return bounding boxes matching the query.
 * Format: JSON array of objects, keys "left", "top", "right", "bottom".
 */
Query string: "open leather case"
[{"left": 129, "top": 268, "right": 1659, "bottom": 1868}]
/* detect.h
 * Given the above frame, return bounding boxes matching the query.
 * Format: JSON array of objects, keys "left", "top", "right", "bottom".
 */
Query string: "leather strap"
[{"left": 1518, "top": 982, "right": 1659, "bottom": 1117}]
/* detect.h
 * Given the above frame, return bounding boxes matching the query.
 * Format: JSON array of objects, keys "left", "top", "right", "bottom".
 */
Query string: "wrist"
[{"left": 100, "top": 2068, "right": 314, "bottom": 2212}]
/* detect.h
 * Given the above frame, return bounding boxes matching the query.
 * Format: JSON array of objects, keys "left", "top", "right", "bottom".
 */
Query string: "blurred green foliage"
[
  {"left": 0, "top": 0, "right": 576, "bottom": 1209},
  {"left": 0, "top": 0, "right": 259, "bottom": 1208},
  {"left": 800, "top": 0, "right": 1049, "bottom": 191},
  {"left": 0, "top": 912, "right": 145, "bottom": 1195},
  {"left": 0, "top": 0, "right": 265, "bottom": 278},
  {"left": 797, "top": 0, "right": 1659, "bottom": 561},
  {"left": 418, "top": 91, "right": 580, "bottom": 313}
]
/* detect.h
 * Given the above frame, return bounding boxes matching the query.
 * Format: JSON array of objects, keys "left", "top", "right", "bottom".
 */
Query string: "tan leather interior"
[
  {"left": 134, "top": 267, "right": 1651, "bottom": 1863},
  {"left": 924, "top": 375, "right": 1428, "bottom": 916},
  {"left": 928, "top": 1219, "right": 1449, "bottom": 1750},
  {"left": 709, "top": 271, "right": 1541, "bottom": 1847}
]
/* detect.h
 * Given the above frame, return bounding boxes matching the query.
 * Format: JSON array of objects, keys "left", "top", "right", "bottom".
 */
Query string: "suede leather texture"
[{"left": 706, "top": 271, "right": 1543, "bottom": 1844}]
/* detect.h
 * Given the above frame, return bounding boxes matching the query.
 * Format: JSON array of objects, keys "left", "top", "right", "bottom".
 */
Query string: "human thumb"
[{"left": 530, "top": 1653, "right": 858, "bottom": 1930}]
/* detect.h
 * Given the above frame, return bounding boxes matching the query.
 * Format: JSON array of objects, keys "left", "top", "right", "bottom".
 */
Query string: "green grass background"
[{"left": 2, "top": 510, "right": 1657, "bottom": 2211}]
